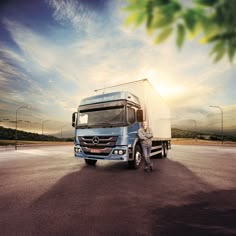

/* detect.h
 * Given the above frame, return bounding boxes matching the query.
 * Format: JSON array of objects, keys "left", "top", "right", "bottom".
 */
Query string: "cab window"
[{"left": 127, "top": 107, "right": 135, "bottom": 124}]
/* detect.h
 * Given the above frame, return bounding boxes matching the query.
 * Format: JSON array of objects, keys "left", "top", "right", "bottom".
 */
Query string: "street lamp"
[
  {"left": 61, "top": 124, "right": 67, "bottom": 139},
  {"left": 190, "top": 119, "right": 197, "bottom": 141},
  {"left": 210, "top": 105, "right": 224, "bottom": 144},
  {"left": 15, "top": 105, "right": 31, "bottom": 150},
  {"left": 42, "top": 120, "right": 50, "bottom": 142},
  {"left": 42, "top": 120, "right": 50, "bottom": 135}
]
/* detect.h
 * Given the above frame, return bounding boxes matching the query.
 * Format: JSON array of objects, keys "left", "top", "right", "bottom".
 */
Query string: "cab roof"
[{"left": 80, "top": 91, "right": 140, "bottom": 106}]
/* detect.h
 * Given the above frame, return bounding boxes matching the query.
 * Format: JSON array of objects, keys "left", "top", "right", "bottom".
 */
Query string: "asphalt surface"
[{"left": 0, "top": 145, "right": 236, "bottom": 235}]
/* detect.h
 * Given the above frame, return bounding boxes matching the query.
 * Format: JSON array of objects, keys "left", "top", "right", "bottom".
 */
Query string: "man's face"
[{"left": 142, "top": 121, "right": 147, "bottom": 129}]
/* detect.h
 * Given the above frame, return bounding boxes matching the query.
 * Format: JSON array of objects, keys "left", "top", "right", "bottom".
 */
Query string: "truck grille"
[{"left": 78, "top": 136, "right": 118, "bottom": 156}]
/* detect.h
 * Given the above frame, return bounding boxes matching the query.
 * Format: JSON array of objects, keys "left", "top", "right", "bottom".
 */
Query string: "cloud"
[
  {"left": 4, "top": 19, "right": 57, "bottom": 71},
  {"left": 47, "top": 0, "right": 87, "bottom": 27},
  {"left": 0, "top": 48, "right": 31, "bottom": 101},
  {"left": 46, "top": 0, "right": 110, "bottom": 33}
]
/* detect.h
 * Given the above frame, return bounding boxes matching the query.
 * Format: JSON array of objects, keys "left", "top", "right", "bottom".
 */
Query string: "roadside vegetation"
[
  {"left": 1, "top": 126, "right": 235, "bottom": 146},
  {"left": 172, "top": 128, "right": 236, "bottom": 142},
  {"left": 0, "top": 126, "right": 73, "bottom": 146}
]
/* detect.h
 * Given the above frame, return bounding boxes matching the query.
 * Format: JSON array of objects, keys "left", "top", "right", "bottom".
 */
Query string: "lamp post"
[
  {"left": 15, "top": 105, "right": 31, "bottom": 150},
  {"left": 42, "top": 120, "right": 50, "bottom": 141},
  {"left": 190, "top": 119, "right": 197, "bottom": 141},
  {"left": 61, "top": 125, "right": 67, "bottom": 140},
  {"left": 210, "top": 105, "right": 223, "bottom": 144}
]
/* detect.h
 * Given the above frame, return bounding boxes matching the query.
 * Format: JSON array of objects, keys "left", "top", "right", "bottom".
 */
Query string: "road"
[{"left": 0, "top": 145, "right": 236, "bottom": 235}]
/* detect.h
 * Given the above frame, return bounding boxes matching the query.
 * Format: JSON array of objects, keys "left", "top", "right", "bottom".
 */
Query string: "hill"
[
  {"left": 172, "top": 128, "right": 236, "bottom": 142},
  {"left": 1, "top": 126, "right": 235, "bottom": 142},
  {"left": 0, "top": 126, "right": 72, "bottom": 142}
]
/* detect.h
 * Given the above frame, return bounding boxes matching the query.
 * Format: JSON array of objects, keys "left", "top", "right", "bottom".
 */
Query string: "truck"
[{"left": 72, "top": 78, "right": 171, "bottom": 169}]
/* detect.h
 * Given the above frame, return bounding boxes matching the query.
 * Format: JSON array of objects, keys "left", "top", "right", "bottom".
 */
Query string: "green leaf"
[
  {"left": 153, "top": 15, "right": 174, "bottom": 28},
  {"left": 153, "top": 0, "right": 171, "bottom": 7},
  {"left": 193, "top": 0, "right": 218, "bottom": 7},
  {"left": 227, "top": 43, "right": 235, "bottom": 62},
  {"left": 146, "top": 1, "right": 154, "bottom": 28},
  {"left": 183, "top": 10, "right": 197, "bottom": 32},
  {"left": 213, "top": 50, "right": 225, "bottom": 62},
  {"left": 154, "top": 27, "right": 173, "bottom": 44},
  {"left": 123, "top": 0, "right": 146, "bottom": 12},
  {"left": 176, "top": 24, "right": 186, "bottom": 48},
  {"left": 123, "top": 4, "right": 139, "bottom": 12},
  {"left": 209, "top": 40, "right": 224, "bottom": 55},
  {"left": 124, "top": 13, "right": 138, "bottom": 26},
  {"left": 210, "top": 41, "right": 226, "bottom": 62},
  {"left": 161, "top": 1, "right": 182, "bottom": 16},
  {"left": 199, "top": 16, "right": 215, "bottom": 33},
  {"left": 135, "top": 11, "right": 146, "bottom": 27}
]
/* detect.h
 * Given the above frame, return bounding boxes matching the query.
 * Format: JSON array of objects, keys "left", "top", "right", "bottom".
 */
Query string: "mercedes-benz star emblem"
[{"left": 92, "top": 136, "right": 99, "bottom": 145}]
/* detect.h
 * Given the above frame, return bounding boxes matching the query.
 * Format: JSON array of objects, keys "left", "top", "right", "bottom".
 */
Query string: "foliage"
[
  {"left": 0, "top": 126, "right": 63, "bottom": 141},
  {"left": 171, "top": 128, "right": 236, "bottom": 141},
  {"left": 124, "top": 0, "right": 236, "bottom": 62}
]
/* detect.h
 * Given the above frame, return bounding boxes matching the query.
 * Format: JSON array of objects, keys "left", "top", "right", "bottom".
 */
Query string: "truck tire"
[
  {"left": 162, "top": 142, "right": 168, "bottom": 158},
  {"left": 128, "top": 145, "right": 142, "bottom": 169},
  {"left": 156, "top": 142, "right": 168, "bottom": 158},
  {"left": 85, "top": 159, "right": 97, "bottom": 166}
]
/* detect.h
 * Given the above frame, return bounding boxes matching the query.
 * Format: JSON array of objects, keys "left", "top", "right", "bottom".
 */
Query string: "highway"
[{"left": 0, "top": 144, "right": 235, "bottom": 235}]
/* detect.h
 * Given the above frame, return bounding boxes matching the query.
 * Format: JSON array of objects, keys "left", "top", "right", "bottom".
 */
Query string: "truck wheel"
[
  {"left": 85, "top": 159, "right": 97, "bottom": 166},
  {"left": 128, "top": 145, "right": 142, "bottom": 169},
  {"left": 162, "top": 143, "right": 168, "bottom": 158}
]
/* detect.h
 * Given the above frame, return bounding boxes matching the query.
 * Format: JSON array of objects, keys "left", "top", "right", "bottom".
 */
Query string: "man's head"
[{"left": 142, "top": 121, "right": 147, "bottom": 129}]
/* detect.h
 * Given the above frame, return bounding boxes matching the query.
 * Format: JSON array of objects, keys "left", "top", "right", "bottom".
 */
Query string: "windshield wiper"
[
  {"left": 76, "top": 124, "right": 92, "bottom": 129},
  {"left": 77, "top": 122, "right": 125, "bottom": 128},
  {"left": 93, "top": 122, "right": 125, "bottom": 128}
]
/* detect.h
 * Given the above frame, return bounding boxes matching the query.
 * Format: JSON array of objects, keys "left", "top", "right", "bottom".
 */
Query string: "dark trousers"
[{"left": 141, "top": 144, "right": 152, "bottom": 168}]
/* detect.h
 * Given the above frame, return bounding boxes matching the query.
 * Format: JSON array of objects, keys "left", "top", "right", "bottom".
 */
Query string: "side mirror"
[
  {"left": 137, "top": 109, "right": 143, "bottom": 122},
  {"left": 72, "top": 112, "right": 77, "bottom": 127}
]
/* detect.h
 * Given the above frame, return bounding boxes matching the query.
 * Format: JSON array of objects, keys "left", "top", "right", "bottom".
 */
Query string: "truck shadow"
[{"left": 8, "top": 158, "right": 236, "bottom": 235}]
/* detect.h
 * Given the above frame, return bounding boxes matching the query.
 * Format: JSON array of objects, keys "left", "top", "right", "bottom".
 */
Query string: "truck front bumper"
[{"left": 74, "top": 145, "right": 129, "bottom": 161}]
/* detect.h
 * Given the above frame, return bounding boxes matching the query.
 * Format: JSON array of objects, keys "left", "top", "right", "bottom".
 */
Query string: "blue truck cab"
[{"left": 72, "top": 91, "right": 146, "bottom": 168}]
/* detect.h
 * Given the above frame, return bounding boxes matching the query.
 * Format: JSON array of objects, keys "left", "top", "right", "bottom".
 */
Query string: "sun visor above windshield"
[
  {"left": 79, "top": 100, "right": 126, "bottom": 112},
  {"left": 80, "top": 91, "right": 140, "bottom": 106}
]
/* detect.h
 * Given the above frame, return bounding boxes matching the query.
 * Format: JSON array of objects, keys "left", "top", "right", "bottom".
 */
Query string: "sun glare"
[{"left": 147, "top": 73, "right": 185, "bottom": 100}]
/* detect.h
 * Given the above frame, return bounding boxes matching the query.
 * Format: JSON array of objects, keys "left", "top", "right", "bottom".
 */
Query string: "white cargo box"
[{"left": 95, "top": 79, "right": 171, "bottom": 140}]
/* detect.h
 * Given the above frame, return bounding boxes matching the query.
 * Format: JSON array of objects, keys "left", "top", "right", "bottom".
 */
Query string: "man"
[{"left": 138, "top": 121, "right": 153, "bottom": 172}]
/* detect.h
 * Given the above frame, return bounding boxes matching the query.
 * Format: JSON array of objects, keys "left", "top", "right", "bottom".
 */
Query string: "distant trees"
[
  {"left": 0, "top": 126, "right": 63, "bottom": 141},
  {"left": 124, "top": 0, "right": 236, "bottom": 62}
]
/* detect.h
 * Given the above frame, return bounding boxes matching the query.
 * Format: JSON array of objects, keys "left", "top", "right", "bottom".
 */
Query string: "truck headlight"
[
  {"left": 113, "top": 149, "right": 126, "bottom": 155},
  {"left": 118, "top": 150, "right": 124, "bottom": 155},
  {"left": 74, "top": 147, "right": 81, "bottom": 153}
]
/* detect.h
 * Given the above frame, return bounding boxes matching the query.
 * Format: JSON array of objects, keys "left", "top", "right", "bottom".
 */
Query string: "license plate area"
[{"left": 90, "top": 148, "right": 102, "bottom": 153}]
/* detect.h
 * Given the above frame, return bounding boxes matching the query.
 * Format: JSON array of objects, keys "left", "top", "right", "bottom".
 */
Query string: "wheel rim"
[{"left": 135, "top": 151, "right": 142, "bottom": 166}]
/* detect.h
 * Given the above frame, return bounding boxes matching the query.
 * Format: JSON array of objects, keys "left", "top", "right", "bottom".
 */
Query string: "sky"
[{"left": 0, "top": 0, "right": 235, "bottom": 136}]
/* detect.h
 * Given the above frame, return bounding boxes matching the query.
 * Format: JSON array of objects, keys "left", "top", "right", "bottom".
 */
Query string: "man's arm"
[
  {"left": 138, "top": 129, "right": 147, "bottom": 140},
  {"left": 146, "top": 128, "right": 153, "bottom": 139}
]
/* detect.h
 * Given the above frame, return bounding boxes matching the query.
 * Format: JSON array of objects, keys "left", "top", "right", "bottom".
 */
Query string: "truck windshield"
[{"left": 77, "top": 107, "right": 125, "bottom": 128}]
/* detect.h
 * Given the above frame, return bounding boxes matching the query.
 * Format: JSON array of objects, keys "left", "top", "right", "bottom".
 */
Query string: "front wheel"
[
  {"left": 128, "top": 145, "right": 142, "bottom": 169},
  {"left": 85, "top": 159, "right": 97, "bottom": 166}
]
